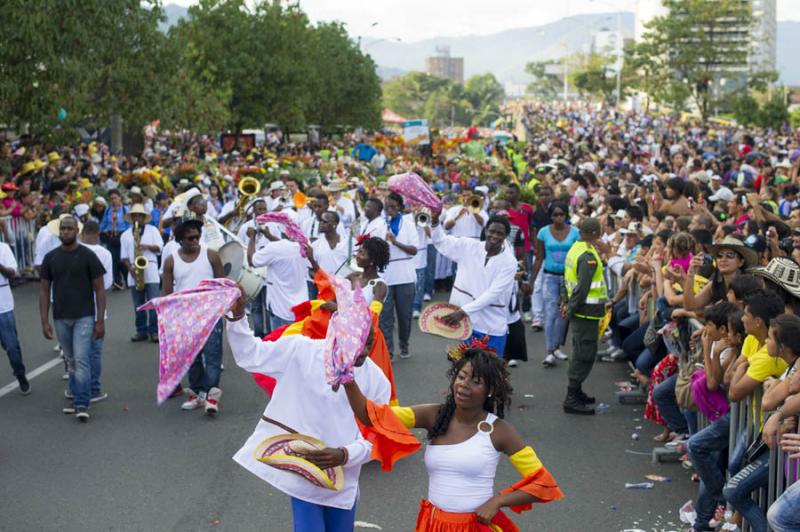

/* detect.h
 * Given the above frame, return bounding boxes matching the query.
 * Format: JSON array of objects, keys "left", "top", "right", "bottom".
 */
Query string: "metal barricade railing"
[{"left": 0, "top": 215, "right": 37, "bottom": 276}]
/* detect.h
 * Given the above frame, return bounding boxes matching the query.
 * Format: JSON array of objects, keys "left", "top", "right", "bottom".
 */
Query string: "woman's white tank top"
[
  {"left": 360, "top": 277, "right": 386, "bottom": 304},
  {"left": 172, "top": 247, "right": 214, "bottom": 292},
  {"left": 423, "top": 413, "right": 501, "bottom": 513}
]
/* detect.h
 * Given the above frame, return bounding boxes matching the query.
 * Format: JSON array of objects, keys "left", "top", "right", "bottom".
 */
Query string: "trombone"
[{"left": 227, "top": 176, "right": 261, "bottom": 232}]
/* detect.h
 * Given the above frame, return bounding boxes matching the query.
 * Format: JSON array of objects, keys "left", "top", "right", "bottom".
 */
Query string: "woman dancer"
[
  {"left": 349, "top": 235, "right": 389, "bottom": 304},
  {"left": 341, "top": 343, "right": 563, "bottom": 531}
]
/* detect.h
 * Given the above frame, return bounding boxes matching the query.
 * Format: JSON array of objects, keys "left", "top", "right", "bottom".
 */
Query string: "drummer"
[
  {"left": 429, "top": 211, "right": 518, "bottom": 353},
  {"left": 237, "top": 198, "right": 270, "bottom": 338}
]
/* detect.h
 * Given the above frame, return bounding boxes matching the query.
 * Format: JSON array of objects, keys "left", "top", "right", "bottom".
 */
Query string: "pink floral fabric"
[
  {"left": 387, "top": 172, "right": 443, "bottom": 211},
  {"left": 138, "top": 278, "right": 241, "bottom": 404},
  {"left": 255, "top": 212, "right": 309, "bottom": 258},
  {"left": 323, "top": 275, "right": 372, "bottom": 386}
]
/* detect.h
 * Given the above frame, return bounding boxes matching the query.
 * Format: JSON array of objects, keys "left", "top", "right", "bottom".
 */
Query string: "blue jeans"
[
  {"left": 90, "top": 335, "right": 105, "bottom": 396},
  {"left": 424, "top": 244, "right": 437, "bottom": 296},
  {"left": 653, "top": 374, "right": 688, "bottom": 433},
  {"left": 542, "top": 273, "right": 567, "bottom": 352},
  {"left": 188, "top": 320, "right": 223, "bottom": 394},
  {"left": 291, "top": 497, "right": 357, "bottom": 532},
  {"left": 531, "top": 271, "right": 544, "bottom": 323},
  {"left": 471, "top": 330, "right": 507, "bottom": 355},
  {"left": 621, "top": 322, "right": 647, "bottom": 362},
  {"left": 270, "top": 314, "right": 293, "bottom": 332},
  {"left": 633, "top": 346, "right": 663, "bottom": 376},
  {"left": 132, "top": 283, "right": 160, "bottom": 335},
  {"left": 687, "top": 413, "right": 730, "bottom": 528},
  {"left": 379, "top": 282, "right": 415, "bottom": 354},
  {"left": 250, "top": 286, "right": 270, "bottom": 338},
  {"left": 0, "top": 311, "right": 25, "bottom": 379},
  {"left": 768, "top": 478, "right": 800, "bottom": 532},
  {"left": 413, "top": 267, "right": 426, "bottom": 312},
  {"left": 724, "top": 437, "right": 770, "bottom": 532},
  {"left": 55, "top": 316, "right": 95, "bottom": 408}
]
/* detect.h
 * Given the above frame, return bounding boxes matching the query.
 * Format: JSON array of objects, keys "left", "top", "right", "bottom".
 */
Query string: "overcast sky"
[{"left": 170, "top": 0, "right": 800, "bottom": 43}]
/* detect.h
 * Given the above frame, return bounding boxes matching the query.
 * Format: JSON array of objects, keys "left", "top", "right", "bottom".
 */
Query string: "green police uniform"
[{"left": 562, "top": 238, "right": 608, "bottom": 413}]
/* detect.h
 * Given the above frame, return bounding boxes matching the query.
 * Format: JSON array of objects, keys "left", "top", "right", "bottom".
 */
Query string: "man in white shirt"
[
  {"left": 358, "top": 197, "right": 388, "bottom": 239},
  {"left": 0, "top": 241, "right": 29, "bottom": 394},
  {"left": 247, "top": 226, "right": 309, "bottom": 331},
  {"left": 379, "top": 192, "right": 418, "bottom": 359},
  {"left": 265, "top": 180, "right": 289, "bottom": 212},
  {"left": 326, "top": 180, "right": 356, "bottom": 231},
  {"left": 443, "top": 190, "right": 487, "bottom": 239},
  {"left": 121, "top": 204, "right": 163, "bottom": 342},
  {"left": 431, "top": 212, "right": 518, "bottom": 354},
  {"left": 225, "top": 291, "right": 390, "bottom": 530},
  {"left": 302, "top": 192, "right": 348, "bottom": 242},
  {"left": 309, "top": 211, "right": 349, "bottom": 277},
  {"left": 237, "top": 198, "right": 270, "bottom": 338},
  {"left": 79, "top": 220, "right": 113, "bottom": 403}
]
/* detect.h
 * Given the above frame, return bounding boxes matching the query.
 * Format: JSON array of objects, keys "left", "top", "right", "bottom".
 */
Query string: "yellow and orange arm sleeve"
[{"left": 500, "top": 446, "right": 565, "bottom": 513}]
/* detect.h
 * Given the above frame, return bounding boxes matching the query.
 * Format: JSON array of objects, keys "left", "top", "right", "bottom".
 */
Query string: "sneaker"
[
  {"left": 553, "top": 348, "right": 568, "bottom": 361},
  {"left": 412, "top": 310, "right": 420, "bottom": 319},
  {"left": 90, "top": 392, "right": 108, "bottom": 403},
  {"left": 75, "top": 407, "right": 90, "bottom": 422},
  {"left": 130, "top": 333, "right": 149, "bottom": 342},
  {"left": 665, "top": 434, "right": 689, "bottom": 449},
  {"left": 150, "top": 334, "right": 159, "bottom": 343},
  {"left": 399, "top": 351, "right": 411, "bottom": 359},
  {"left": 600, "top": 348, "right": 626, "bottom": 362},
  {"left": 508, "top": 359, "right": 519, "bottom": 367},
  {"left": 52, "top": 343, "right": 61, "bottom": 352},
  {"left": 62, "top": 406, "right": 76, "bottom": 415},
  {"left": 61, "top": 373, "right": 69, "bottom": 381},
  {"left": 523, "top": 311, "right": 533, "bottom": 322},
  {"left": 423, "top": 294, "right": 432, "bottom": 301},
  {"left": 531, "top": 320, "right": 543, "bottom": 331},
  {"left": 205, "top": 387, "right": 222, "bottom": 415},
  {"left": 597, "top": 345, "right": 618, "bottom": 356},
  {"left": 181, "top": 391, "right": 206, "bottom": 410},
  {"left": 18, "top": 376, "right": 31, "bottom": 395},
  {"left": 542, "top": 353, "right": 557, "bottom": 367}
]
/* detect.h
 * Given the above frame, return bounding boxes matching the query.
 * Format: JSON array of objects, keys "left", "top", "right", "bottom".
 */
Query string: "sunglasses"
[
  {"left": 716, "top": 251, "right": 740, "bottom": 260},
  {"left": 551, "top": 211, "right": 566, "bottom": 217}
]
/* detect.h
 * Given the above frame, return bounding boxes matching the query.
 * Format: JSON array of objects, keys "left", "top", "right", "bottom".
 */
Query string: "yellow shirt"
[{"left": 742, "top": 334, "right": 788, "bottom": 382}]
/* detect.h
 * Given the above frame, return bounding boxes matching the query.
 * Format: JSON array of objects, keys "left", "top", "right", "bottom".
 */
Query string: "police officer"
[{"left": 561, "top": 218, "right": 608, "bottom": 415}]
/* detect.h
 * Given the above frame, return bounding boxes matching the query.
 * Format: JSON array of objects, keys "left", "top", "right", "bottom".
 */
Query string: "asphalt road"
[{"left": 1, "top": 282, "right": 695, "bottom": 532}]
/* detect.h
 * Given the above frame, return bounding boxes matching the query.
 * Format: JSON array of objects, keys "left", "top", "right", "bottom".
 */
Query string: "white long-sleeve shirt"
[
  {"left": 252, "top": 240, "right": 309, "bottom": 321},
  {"left": 432, "top": 225, "right": 517, "bottom": 336},
  {"left": 227, "top": 317, "right": 390, "bottom": 510}
]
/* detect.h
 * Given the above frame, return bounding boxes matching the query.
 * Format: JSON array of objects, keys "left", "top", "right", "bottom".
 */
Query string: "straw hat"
[
  {"left": 253, "top": 433, "right": 344, "bottom": 491},
  {"left": 324, "top": 178, "right": 349, "bottom": 193},
  {"left": 47, "top": 213, "right": 84, "bottom": 236},
  {"left": 750, "top": 257, "right": 800, "bottom": 299},
  {"left": 124, "top": 203, "right": 152, "bottom": 224},
  {"left": 708, "top": 235, "right": 758, "bottom": 268},
  {"left": 418, "top": 302, "right": 472, "bottom": 340}
]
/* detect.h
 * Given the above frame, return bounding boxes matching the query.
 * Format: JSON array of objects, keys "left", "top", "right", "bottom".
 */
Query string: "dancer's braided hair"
[
  {"left": 427, "top": 348, "right": 513, "bottom": 441},
  {"left": 357, "top": 236, "right": 390, "bottom": 273}
]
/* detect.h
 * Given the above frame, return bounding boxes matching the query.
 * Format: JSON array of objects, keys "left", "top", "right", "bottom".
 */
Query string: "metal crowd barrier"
[{"left": 0, "top": 215, "right": 37, "bottom": 277}]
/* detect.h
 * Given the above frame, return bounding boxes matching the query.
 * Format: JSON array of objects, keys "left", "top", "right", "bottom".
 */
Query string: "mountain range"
[{"left": 161, "top": 4, "right": 800, "bottom": 87}]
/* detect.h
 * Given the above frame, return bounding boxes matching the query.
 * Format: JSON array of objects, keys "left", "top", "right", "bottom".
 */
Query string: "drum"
[{"left": 219, "top": 242, "right": 266, "bottom": 299}]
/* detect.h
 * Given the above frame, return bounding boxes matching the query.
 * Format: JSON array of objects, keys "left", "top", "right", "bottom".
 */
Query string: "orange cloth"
[
  {"left": 415, "top": 499, "right": 518, "bottom": 532},
  {"left": 500, "top": 467, "right": 565, "bottom": 514},
  {"left": 368, "top": 311, "right": 398, "bottom": 405},
  {"left": 357, "top": 400, "right": 420, "bottom": 472}
]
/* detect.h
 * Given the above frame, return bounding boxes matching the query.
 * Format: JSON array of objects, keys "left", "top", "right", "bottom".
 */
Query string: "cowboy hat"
[
  {"left": 323, "top": 178, "right": 349, "bottom": 193},
  {"left": 708, "top": 235, "right": 758, "bottom": 268},
  {"left": 124, "top": 203, "right": 152, "bottom": 224},
  {"left": 254, "top": 433, "right": 344, "bottom": 491},
  {"left": 418, "top": 302, "right": 472, "bottom": 340},
  {"left": 750, "top": 257, "right": 800, "bottom": 299},
  {"left": 47, "top": 213, "right": 84, "bottom": 236},
  {"left": 268, "top": 180, "right": 286, "bottom": 193}
]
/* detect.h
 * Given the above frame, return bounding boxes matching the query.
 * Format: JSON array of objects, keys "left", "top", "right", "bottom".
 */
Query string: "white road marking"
[{"left": 0, "top": 356, "right": 62, "bottom": 398}]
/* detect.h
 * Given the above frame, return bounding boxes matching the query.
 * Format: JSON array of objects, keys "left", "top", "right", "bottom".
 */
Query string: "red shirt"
[{"left": 507, "top": 203, "right": 534, "bottom": 252}]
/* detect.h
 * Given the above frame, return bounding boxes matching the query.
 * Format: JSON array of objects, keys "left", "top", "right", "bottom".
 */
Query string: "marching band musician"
[
  {"left": 237, "top": 198, "right": 271, "bottom": 338},
  {"left": 325, "top": 179, "right": 356, "bottom": 231},
  {"left": 442, "top": 188, "right": 487, "bottom": 239},
  {"left": 265, "top": 180, "right": 288, "bottom": 212},
  {"left": 120, "top": 204, "right": 163, "bottom": 343},
  {"left": 358, "top": 197, "right": 388, "bottom": 239}
]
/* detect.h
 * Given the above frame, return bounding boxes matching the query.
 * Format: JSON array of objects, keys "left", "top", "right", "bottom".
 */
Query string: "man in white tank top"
[{"left": 161, "top": 219, "right": 225, "bottom": 415}]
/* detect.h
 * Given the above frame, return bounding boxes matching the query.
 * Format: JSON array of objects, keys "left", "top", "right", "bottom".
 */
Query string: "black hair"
[
  {"left": 387, "top": 191, "right": 404, "bottom": 209},
  {"left": 762, "top": 277, "right": 800, "bottom": 316},
  {"left": 705, "top": 301, "right": 737, "bottom": 328},
  {"left": 728, "top": 309, "right": 746, "bottom": 338},
  {"left": 366, "top": 196, "right": 384, "bottom": 212},
  {"left": 640, "top": 234, "right": 654, "bottom": 249},
  {"left": 771, "top": 314, "right": 800, "bottom": 357},
  {"left": 485, "top": 215, "right": 511, "bottom": 237},
  {"left": 548, "top": 201, "right": 569, "bottom": 218},
  {"left": 744, "top": 289, "right": 783, "bottom": 327},
  {"left": 666, "top": 177, "right": 685, "bottom": 196},
  {"left": 174, "top": 219, "right": 203, "bottom": 243},
  {"left": 312, "top": 191, "right": 328, "bottom": 204},
  {"left": 428, "top": 348, "right": 513, "bottom": 441},
  {"left": 690, "top": 229, "right": 713, "bottom": 251},
  {"left": 729, "top": 274, "right": 762, "bottom": 301},
  {"left": 626, "top": 205, "right": 644, "bottom": 222},
  {"left": 82, "top": 220, "right": 100, "bottom": 235},
  {"left": 357, "top": 236, "right": 390, "bottom": 273},
  {"left": 320, "top": 210, "right": 340, "bottom": 224},
  {"left": 655, "top": 229, "right": 673, "bottom": 245}
]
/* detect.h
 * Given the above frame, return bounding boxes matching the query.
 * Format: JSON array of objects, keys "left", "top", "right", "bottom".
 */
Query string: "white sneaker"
[
  {"left": 508, "top": 359, "right": 519, "bottom": 367},
  {"left": 412, "top": 310, "right": 421, "bottom": 319},
  {"left": 423, "top": 294, "right": 432, "bottom": 302},
  {"left": 61, "top": 373, "right": 69, "bottom": 381},
  {"left": 553, "top": 348, "right": 568, "bottom": 361},
  {"left": 181, "top": 391, "right": 206, "bottom": 410},
  {"left": 542, "top": 354, "right": 557, "bottom": 367},
  {"left": 205, "top": 387, "right": 221, "bottom": 415},
  {"left": 53, "top": 343, "right": 61, "bottom": 352},
  {"left": 523, "top": 311, "right": 533, "bottom": 322}
]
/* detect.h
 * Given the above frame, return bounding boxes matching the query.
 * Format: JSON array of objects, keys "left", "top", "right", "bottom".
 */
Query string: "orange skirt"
[{"left": 415, "top": 500, "right": 519, "bottom": 532}]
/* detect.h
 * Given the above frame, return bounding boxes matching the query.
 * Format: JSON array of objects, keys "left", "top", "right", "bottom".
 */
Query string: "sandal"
[{"left": 653, "top": 431, "right": 673, "bottom": 442}]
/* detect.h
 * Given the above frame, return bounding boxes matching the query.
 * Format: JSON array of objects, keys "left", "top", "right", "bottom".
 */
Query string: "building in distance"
[{"left": 425, "top": 45, "right": 464, "bottom": 84}]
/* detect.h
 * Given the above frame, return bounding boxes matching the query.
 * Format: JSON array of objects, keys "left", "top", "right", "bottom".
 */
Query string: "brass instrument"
[
  {"left": 292, "top": 191, "right": 307, "bottom": 210},
  {"left": 227, "top": 176, "right": 261, "bottom": 232},
  {"left": 466, "top": 194, "right": 483, "bottom": 214},
  {"left": 415, "top": 210, "right": 431, "bottom": 228},
  {"left": 132, "top": 221, "right": 148, "bottom": 291}
]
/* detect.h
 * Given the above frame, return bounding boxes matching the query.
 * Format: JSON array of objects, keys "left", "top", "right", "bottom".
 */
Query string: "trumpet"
[
  {"left": 466, "top": 194, "right": 483, "bottom": 214},
  {"left": 415, "top": 210, "right": 431, "bottom": 227},
  {"left": 227, "top": 176, "right": 261, "bottom": 232}
]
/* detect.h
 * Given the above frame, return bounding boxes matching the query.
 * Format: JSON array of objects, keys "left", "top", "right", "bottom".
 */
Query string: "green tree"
[
  {"left": 524, "top": 61, "right": 562, "bottom": 100},
  {"left": 423, "top": 84, "right": 473, "bottom": 128},
  {"left": 382, "top": 72, "right": 450, "bottom": 119},
  {"left": 569, "top": 53, "right": 618, "bottom": 101},
  {"left": 464, "top": 73, "right": 505, "bottom": 126}
]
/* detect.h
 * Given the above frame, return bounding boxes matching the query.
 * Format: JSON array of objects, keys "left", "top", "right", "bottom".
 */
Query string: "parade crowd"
[{"left": 2, "top": 103, "right": 800, "bottom": 531}]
